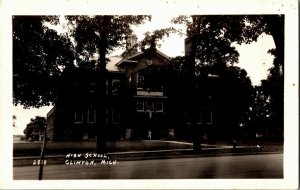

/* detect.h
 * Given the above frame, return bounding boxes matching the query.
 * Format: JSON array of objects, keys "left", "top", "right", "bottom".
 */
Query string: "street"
[{"left": 14, "top": 153, "right": 283, "bottom": 179}]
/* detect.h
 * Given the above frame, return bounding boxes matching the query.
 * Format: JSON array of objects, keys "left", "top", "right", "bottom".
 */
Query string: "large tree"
[
  {"left": 13, "top": 16, "right": 75, "bottom": 108},
  {"left": 13, "top": 15, "right": 151, "bottom": 108},
  {"left": 63, "top": 15, "right": 151, "bottom": 153},
  {"left": 65, "top": 15, "right": 151, "bottom": 70},
  {"left": 172, "top": 15, "right": 284, "bottom": 74},
  {"left": 14, "top": 15, "right": 151, "bottom": 153},
  {"left": 171, "top": 15, "right": 283, "bottom": 143},
  {"left": 23, "top": 116, "right": 46, "bottom": 140}
]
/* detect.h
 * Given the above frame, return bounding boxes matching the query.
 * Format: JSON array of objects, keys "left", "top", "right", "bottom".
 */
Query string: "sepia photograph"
[{"left": 1, "top": 0, "right": 299, "bottom": 189}]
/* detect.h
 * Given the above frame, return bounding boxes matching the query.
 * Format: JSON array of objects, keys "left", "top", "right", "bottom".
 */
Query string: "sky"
[{"left": 12, "top": 15, "right": 276, "bottom": 136}]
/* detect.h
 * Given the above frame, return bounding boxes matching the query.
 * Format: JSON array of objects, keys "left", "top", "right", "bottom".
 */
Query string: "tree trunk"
[
  {"left": 192, "top": 125, "right": 202, "bottom": 152},
  {"left": 96, "top": 16, "right": 109, "bottom": 154}
]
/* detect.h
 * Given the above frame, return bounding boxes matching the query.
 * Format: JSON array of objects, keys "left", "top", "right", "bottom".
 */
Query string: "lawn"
[{"left": 13, "top": 140, "right": 193, "bottom": 156}]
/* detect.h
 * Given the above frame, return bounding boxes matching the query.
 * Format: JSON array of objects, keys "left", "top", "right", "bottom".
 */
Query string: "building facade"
[{"left": 47, "top": 34, "right": 217, "bottom": 142}]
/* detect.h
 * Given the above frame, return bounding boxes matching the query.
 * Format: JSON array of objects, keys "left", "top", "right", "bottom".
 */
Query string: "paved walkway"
[{"left": 141, "top": 140, "right": 258, "bottom": 149}]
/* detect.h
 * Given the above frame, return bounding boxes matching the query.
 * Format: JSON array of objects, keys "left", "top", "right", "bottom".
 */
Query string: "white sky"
[{"left": 13, "top": 15, "right": 275, "bottom": 136}]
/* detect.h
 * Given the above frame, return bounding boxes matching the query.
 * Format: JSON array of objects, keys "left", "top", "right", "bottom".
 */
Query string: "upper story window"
[
  {"left": 74, "top": 81, "right": 83, "bottom": 95},
  {"left": 147, "top": 59, "right": 153, "bottom": 65},
  {"left": 145, "top": 101, "right": 154, "bottom": 112},
  {"left": 105, "top": 80, "right": 109, "bottom": 95},
  {"left": 89, "top": 82, "right": 96, "bottom": 93},
  {"left": 137, "top": 101, "right": 144, "bottom": 112},
  {"left": 136, "top": 73, "right": 144, "bottom": 89},
  {"left": 136, "top": 101, "right": 164, "bottom": 113},
  {"left": 112, "top": 110, "right": 120, "bottom": 124},
  {"left": 155, "top": 102, "right": 163, "bottom": 112},
  {"left": 112, "top": 79, "right": 120, "bottom": 95}
]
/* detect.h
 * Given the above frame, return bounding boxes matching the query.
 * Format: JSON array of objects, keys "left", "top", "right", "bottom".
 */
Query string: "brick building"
[{"left": 47, "top": 34, "right": 217, "bottom": 141}]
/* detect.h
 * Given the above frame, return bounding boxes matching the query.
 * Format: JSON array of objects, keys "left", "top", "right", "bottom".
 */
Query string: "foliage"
[
  {"left": 167, "top": 55, "right": 255, "bottom": 141},
  {"left": 171, "top": 15, "right": 283, "bottom": 140},
  {"left": 63, "top": 15, "right": 151, "bottom": 153},
  {"left": 23, "top": 116, "right": 46, "bottom": 140},
  {"left": 13, "top": 16, "right": 75, "bottom": 108},
  {"left": 13, "top": 15, "right": 150, "bottom": 108},
  {"left": 172, "top": 15, "right": 284, "bottom": 73},
  {"left": 138, "top": 27, "right": 175, "bottom": 51},
  {"left": 65, "top": 15, "right": 151, "bottom": 70},
  {"left": 260, "top": 66, "right": 283, "bottom": 139},
  {"left": 217, "top": 66, "right": 255, "bottom": 134}
]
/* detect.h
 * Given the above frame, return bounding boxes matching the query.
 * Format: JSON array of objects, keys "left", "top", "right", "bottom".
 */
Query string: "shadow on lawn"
[{"left": 13, "top": 140, "right": 194, "bottom": 156}]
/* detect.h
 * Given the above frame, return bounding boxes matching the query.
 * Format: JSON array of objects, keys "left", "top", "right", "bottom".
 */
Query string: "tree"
[
  {"left": 64, "top": 15, "right": 151, "bottom": 153},
  {"left": 171, "top": 15, "right": 283, "bottom": 143},
  {"left": 65, "top": 15, "right": 151, "bottom": 70},
  {"left": 214, "top": 66, "right": 255, "bottom": 141},
  {"left": 138, "top": 27, "right": 175, "bottom": 51},
  {"left": 259, "top": 67, "right": 284, "bottom": 140},
  {"left": 172, "top": 15, "right": 284, "bottom": 74},
  {"left": 13, "top": 16, "right": 75, "bottom": 108},
  {"left": 13, "top": 15, "right": 151, "bottom": 108},
  {"left": 23, "top": 116, "right": 46, "bottom": 140},
  {"left": 14, "top": 15, "right": 151, "bottom": 152},
  {"left": 241, "top": 86, "right": 272, "bottom": 138}
]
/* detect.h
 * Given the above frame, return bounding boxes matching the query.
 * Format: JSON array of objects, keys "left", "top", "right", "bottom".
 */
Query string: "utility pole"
[{"left": 39, "top": 126, "right": 47, "bottom": 180}]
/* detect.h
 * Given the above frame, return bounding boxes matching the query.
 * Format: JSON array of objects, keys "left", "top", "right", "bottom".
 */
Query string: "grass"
[
  {"left": 13, "top": 138, "right": 283, "bottom": 157},
  {"left": 13, "top": 140, "right": 193, "bottom": 156}
]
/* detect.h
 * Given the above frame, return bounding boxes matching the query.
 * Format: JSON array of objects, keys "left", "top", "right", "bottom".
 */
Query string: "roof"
[
  {"left": 106, "top": 49, "right": 170, "bottom": 73},
  {"left": 106, "top": 56, "right": 123, "bottom": 72},
  {"left": 156, "top": 50, "right": 171, "bottom": 60},
  {"left": 116, "top": 50, "right": 170, "bottom": 67}
]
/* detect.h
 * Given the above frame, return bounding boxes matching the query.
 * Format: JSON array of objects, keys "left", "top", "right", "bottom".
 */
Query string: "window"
[
  {"left": 74, "top": 110, "right": 83, "bottom": 124},
  {"left": 203, "top": 111, "right": 213, "bottom": 124},
  {"left": 147, "top": 59, "right": 153, "bottom": 65},
  {"left": 136, "top": 101, "right": 163, "bottom": 113},
  {"left": 145, "top": 101, "right": 154, "bottom": 111},
  {"left": 173, "top": 111, "right": 183, "bottom": 122},
  {"left": 196, "top": 112, "right": 202, "bottom": 124},
  {"left": 87, "top": 107, "right": 96, "bottom": 123},
  {"left": 89, "top": 82, "right": 96, "bottom": 93},
  {"left": 105, "top": 80, "right": 109, "bottom": 95},
  {"left": 136, "top": 73, "right": 144, "bottom": 89},
  {"left": 112, "top": 79, "right": 120, "bottom": 95},
  {"left": 105, "top": 109, "right": 109, "bottom": 124},
  {"left": 155, "top": 102, "right": 163, "bottom": 112},
  {"left": 137, "top": 101, "right": 144, "bottom": 112},
  {"left": 112, "top": 110, "right": 120, "bottom": 124},
  {"left": 185, "top": 112, "right": 191, "bottom": 124},
  {"left": 74, "top": 81, "right": 83, "bottom": 95}
]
